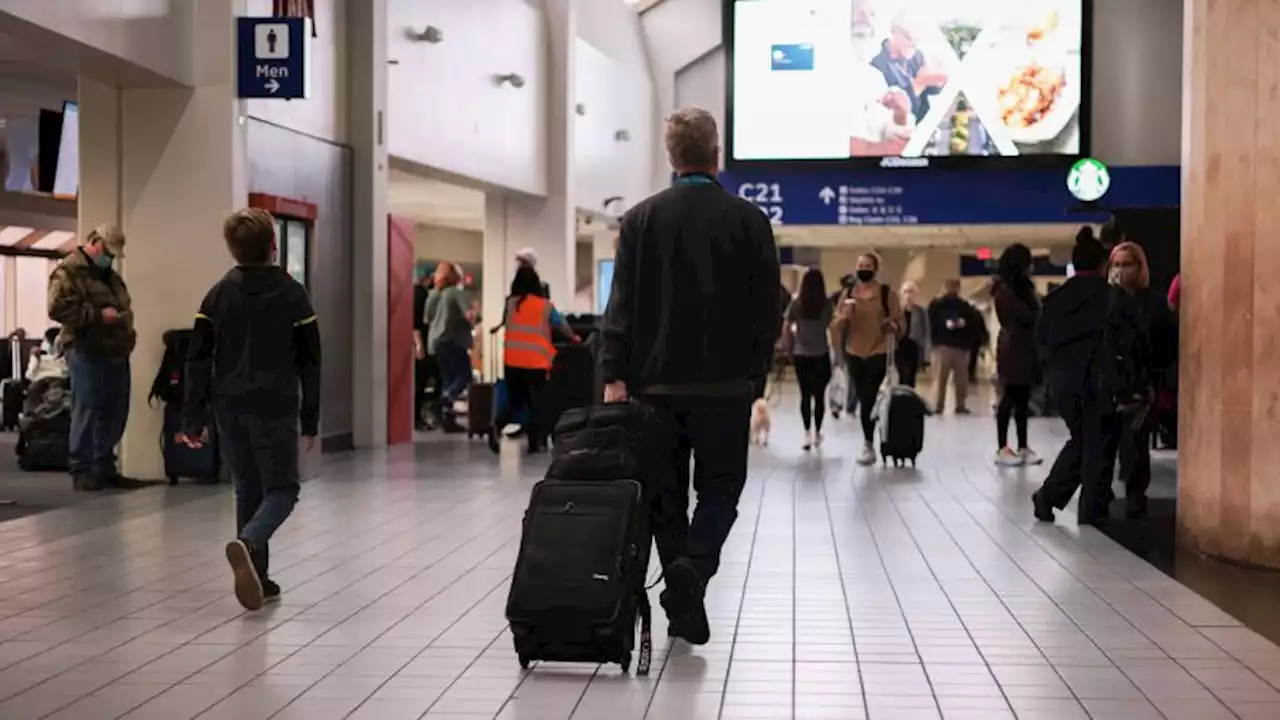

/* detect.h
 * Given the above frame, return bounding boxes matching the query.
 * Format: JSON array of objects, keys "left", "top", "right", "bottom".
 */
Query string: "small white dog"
[{"left": 749, "top": 398, "right": 772, "bottom": 446}]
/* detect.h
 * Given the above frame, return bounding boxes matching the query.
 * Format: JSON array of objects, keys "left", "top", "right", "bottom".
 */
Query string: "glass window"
[
  {"left": 284, "top": 219, "right": 308, "bottom": 287},
  {"left": 14, "top": 256, "right": 50, "bottom": 337}
]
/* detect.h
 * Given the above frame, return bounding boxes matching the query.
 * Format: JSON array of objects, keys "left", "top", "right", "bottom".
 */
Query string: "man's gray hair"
[{"left": 665, "top": 107, "right": 719, "bottom": 170}]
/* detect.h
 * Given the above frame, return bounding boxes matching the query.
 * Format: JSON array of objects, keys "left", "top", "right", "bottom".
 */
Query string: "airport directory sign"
[
  {"left": 726, "top": 0, "right": 1091, "bottom": 170},
  {"left": 715, "top": 165, "right": 1176, "bottom": 226}
]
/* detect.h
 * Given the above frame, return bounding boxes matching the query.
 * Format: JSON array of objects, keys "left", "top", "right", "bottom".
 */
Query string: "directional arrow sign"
[
  {"left": 265, "top": 78, "right": 280, "bottom": 94},
  {"left": 818, "top": 186, "right": 836, "bottom": 205}
]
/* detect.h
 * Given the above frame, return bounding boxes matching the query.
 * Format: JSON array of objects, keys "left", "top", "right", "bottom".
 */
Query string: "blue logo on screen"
[{"left": 771, "top": 44, "right": 814, "bottom": 71}]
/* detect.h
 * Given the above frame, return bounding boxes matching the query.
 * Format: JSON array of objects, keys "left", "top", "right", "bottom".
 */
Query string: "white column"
[
  {"left": 77, "top": 79, "right": 120, "bottom": 239},
  {"left": 80, "top": 0, "right": 249, "bottom": 479},
  {"left": 481, "top": 0, "right": 577, "bottom": 352},
  {"left": 347, "top": 0, "right": 389, "bottom": 447}
]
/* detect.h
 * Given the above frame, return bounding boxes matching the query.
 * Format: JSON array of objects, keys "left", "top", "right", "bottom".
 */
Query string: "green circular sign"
[{"left": 1067, "top": 158, "right": 1111, "bottom": 202}]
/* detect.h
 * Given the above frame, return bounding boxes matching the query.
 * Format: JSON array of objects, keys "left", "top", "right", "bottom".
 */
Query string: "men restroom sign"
[{"left": 237, "top": 17, "right": 307, "bottom": 99}]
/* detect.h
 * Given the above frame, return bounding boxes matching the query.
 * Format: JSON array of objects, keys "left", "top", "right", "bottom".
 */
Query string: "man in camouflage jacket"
[{"left": 48, "top": 224, "right": 138, "bottom": 491}]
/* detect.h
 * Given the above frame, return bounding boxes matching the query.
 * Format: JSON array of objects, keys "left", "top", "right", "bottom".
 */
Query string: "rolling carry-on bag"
[
  {"left": 1, "top": 379, "right": 23, "bottom": 431},
  {"left": 467, "top": 335, "right": 498, "bottom": 439},
  {"left": 506, "top": 401, "right": 661, "bottom": 675},
  {"left": 163, "top": 402, "right": 221, "bottom": 483},
  {"left": 874, "top": 337, "right": 928, "bottom": 466}
]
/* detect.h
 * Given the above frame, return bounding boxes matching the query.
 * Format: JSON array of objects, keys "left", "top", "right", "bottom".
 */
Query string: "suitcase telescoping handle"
[
  {"left": 882, "top": 325, "right": 899, "bottom": 390},
  {"left": 487, "top": 326, "right": 500, "bottom": 382}
]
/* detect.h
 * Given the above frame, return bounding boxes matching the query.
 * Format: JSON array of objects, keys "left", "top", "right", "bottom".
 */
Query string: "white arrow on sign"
[
  {"left": 265, "top": 78, "right": 280, "bottom": 94},
  {"left": 819, "top": 186, "right": 836, "bottom": 205}
]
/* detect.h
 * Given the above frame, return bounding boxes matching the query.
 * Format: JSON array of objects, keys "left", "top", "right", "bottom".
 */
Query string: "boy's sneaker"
[
  {"left": 1019, "top": 448, "right": 1044, "bottom": 466},
  {"left": 814, "top": 432, "right": 824, "bottom": 448},
  {"left": 225, "top": 539, "right": 265, "bottom": 611},
  {"left": 263, "top": 580, "right": 282, "bottom": 604},
  {"left": 662, "top": 559, "right": 709, "bottom": 645},
  {"left": 995, "top": 447, "right": 1023, "bottom": 466},
  {"left": 802, "top": 430, "right": 813, "bottom": 452}
]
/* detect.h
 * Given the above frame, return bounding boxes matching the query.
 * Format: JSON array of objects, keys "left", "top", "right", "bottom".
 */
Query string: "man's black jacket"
[{"left": 599, "top": 175, "right": 781, "bottom": 393}]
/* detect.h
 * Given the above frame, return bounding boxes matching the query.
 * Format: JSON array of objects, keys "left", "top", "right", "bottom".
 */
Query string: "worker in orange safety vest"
[{"left": 488, "top": 265, "right": 578, "bottom": 454}]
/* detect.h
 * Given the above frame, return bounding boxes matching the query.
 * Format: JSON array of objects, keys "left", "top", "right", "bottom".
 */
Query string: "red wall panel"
[{"left": 387, "top": 215, "right": 415, "bottom": 445}]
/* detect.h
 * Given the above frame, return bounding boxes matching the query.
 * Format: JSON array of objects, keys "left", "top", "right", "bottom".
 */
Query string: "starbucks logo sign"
[{"left": 1067, "top": 158, "right": 1110, "bottom": 203}]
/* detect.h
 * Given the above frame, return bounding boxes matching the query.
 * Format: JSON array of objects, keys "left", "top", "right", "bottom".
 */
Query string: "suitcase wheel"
[
  {"left": 619, "top": 656, "right": 630, "bottom": 673},
  {"left": 518, "top": 656, "right": 530, "bottom": 670},
  {"left": 167, "top": 475, "right": 179, "bottom": 485}
]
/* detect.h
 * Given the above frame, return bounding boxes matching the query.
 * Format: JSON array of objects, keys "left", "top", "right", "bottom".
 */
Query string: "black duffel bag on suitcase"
[
  {"left": 540, "top": 342, "right": 597, "bottom": 440},
  {"left": 506, "top": 401, "right": 663, "bottom": 675}
]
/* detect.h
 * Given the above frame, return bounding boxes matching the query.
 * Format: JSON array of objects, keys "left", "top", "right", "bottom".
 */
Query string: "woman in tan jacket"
[{"left": 830, "top": 252, "right": 906, "bottom": 464}]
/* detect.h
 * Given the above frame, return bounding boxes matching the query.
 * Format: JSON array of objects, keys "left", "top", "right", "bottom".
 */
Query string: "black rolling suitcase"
[
  {"left": 1, "top": 379, "right": 23, "bottom": 431},
  {"left": 875, "top": 339, "right": 929, "bottom": 466},
  {"left": 506, "top": 401, "right": 661, "bottom": 675},
  {"left": 163, "top": 402, "right": 221, "bottom": 483}
]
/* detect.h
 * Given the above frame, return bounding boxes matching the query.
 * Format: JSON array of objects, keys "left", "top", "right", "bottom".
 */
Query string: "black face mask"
[{"left": 856, "top": 269, "right": 876, "bottom": 283}]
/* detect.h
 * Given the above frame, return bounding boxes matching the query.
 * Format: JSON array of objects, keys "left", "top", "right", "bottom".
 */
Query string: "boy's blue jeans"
[{"left": 216, "top": 406, "right": 301, "bottom": 580}]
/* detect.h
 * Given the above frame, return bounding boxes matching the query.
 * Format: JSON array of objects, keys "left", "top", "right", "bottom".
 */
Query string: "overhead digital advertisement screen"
[{"left": 726, "top": 0, "right": 1090, "bottom": 169}]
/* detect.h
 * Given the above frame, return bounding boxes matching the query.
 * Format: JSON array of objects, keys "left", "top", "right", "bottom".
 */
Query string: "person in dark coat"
[
  {"left": 991, "top": 243, "right": 1042, "bottom": 467},
  {"left": 1032, "top": 227, "right": 1147, "bottom": 526},
  {"left": 1100, "top": 241, "right": 1165, "bottom": 518}
]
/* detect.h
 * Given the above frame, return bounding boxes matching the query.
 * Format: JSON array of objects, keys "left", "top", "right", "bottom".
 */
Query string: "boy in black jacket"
[{"left": 179, "top": 208, "right": 321, "bottom": 610}]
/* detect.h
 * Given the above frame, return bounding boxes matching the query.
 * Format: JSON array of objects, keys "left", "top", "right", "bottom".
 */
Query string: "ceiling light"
[
  {"left": 32, "top": 231, "right": 75, "bottom": 250},
  {"left": 0, "top": 226, "right": 34, "bottom": 246}
]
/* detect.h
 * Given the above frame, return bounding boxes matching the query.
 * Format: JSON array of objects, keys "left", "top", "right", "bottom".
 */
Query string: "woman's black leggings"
[
  {"left": 846, "top": 353, "right": 888, "bottom": 443},
  {"left": 496, "top": 366, "right": 548, "bottom": 450},
  {"left": 997, "top": 384, "right": 1031, "bottom": 450},
  {"left": 793, "top": 354, "right": 832, "bottom": 432}
]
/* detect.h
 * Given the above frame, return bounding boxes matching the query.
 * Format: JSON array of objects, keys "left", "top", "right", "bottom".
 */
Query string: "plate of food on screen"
[
  {"left": 985, "top": 13, "right": 1082, "bottom": 145},
  {"left": 997, "top": 58, "right": 1078, "bottom": 143}
]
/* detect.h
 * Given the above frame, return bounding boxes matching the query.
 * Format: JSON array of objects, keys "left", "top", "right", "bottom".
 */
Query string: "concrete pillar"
[
  {"left": 1178, "top": 0, "right": 1280, "bottom": 568},
  {"left": 347, "top": 0, "right": 389, "bottom": 447},
  {"left": 78, "top": 0, "right": 248, "bottom": 480},
  {"left": 480, "top": 0, "right": 577, "bottom": 369}
]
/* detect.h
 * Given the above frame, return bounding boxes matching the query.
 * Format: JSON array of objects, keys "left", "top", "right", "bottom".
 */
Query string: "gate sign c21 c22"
[{"left": 718, "top": 166, "right": 1179, "bottom": 227}]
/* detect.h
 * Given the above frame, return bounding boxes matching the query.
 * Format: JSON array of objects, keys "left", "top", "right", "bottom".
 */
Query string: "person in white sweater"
[{"left": 27, "top": 327, "right": 68, "bottom": 384}]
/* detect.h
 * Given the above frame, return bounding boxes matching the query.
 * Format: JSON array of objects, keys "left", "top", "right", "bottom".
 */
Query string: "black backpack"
[{"left": 148, "top": 329, "right": 194, "bottom": 407}]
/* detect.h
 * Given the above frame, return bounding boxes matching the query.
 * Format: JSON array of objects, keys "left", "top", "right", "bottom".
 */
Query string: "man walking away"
[
  {"left": 927, "top": 278, "right": 976, "bottom": 413},
  {"left": 599, "top": 107, "right": 781, "bottom": 646},
  {"left": 179, "top": 208, "right": 321, "bottom": 610},
  {"left": 48, "top": 224, "right": 139, "bottom": 491}
]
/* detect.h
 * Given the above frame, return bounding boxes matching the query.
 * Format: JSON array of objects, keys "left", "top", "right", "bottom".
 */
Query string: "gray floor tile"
[{"left": 0, "top": 401, "right": 1275, "bottom": 719}]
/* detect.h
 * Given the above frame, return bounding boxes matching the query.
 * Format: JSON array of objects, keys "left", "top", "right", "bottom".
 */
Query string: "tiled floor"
[{"left": 0, "top": 403, "right": 1278, "bottom": 720}]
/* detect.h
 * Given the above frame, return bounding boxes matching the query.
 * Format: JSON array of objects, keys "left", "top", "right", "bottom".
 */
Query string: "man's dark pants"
[
  {"left": 217, "top": 406, "right": 301, "bottom": 581},
  {"left": 644, "top": 393, "right": 753, "bottom": 584},
  {"left": 1038, "top": 389, "right": 1121, "bottom": 523},
  {"left": 414, "top": 354, "right": 440, "bottom": 424},
  {"left": 67, "top": 349, "right": 130, "bottom": 483}
]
